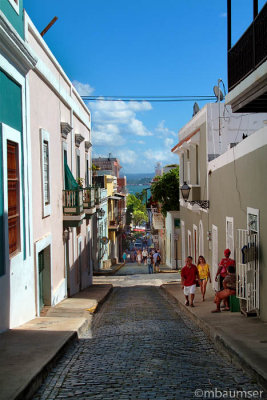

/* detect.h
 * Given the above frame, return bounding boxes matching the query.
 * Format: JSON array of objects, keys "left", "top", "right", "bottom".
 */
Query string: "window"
[
  {"left": 187, "top": 230, "right": 192, "bottom": 257},
  {"left": 180, "top": 153, "right": 184, "bottom": 185},
  {"left": 76, "top": 149, "right": 80, "bottom": 179},
  {"left": 196, "top": 145, "right": 199, "bottom": 185},
  {"left": 187, "top": 161, "right": 191, "bottom": 184},
  {"left": 85, "top": 157, "right": 89, "bottom": 187},
  {"left": 7, "top": 141, "right": 20, "bottom": 255},
  {"left": 226, "top": 217, "right": 234, "bottom": 254},
  {"left": 40, "top": 129, "right": 51, "bottom": 217},
  {"left": 193, "top": 225, "right": 198, "bottom": 264},
  {"left": 43, "top": 141, "right": 49, "bottom": 205}
]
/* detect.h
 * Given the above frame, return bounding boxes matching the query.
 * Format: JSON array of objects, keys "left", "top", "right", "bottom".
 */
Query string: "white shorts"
[{"left": 184, "top": 284, "right": 196, "bottom": 296}]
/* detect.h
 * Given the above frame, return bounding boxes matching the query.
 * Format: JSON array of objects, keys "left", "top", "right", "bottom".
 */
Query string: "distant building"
[
  {"left": 163, "top": 164, "right": 178, "bottom": 174},
  {"left": 155, "top": 162, "right": 162, "bottom": 177},
  {"left": 93, "top": 156, "right": 122, "bottom": 178}
]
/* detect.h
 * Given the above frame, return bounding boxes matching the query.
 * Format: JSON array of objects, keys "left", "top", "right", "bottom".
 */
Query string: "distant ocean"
[
  {"left": 127, "top": 184, "right": 151, "bottom": 197},
  {"left": 124, "top": 172, "right": 154, "bottom": 199}
]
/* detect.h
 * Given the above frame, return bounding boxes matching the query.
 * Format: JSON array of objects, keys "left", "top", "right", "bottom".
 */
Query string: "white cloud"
[
  {"left": 143, "top": 149, "right": 177, "bottom": 163},
  {"left": 89, "top": 99, "right": 153, "bottom": 146},
  {"left": 156, "top": 120, "right": 176, "bottom": 137},
  {"left": 72, "top": 80, "right": 95, "bottom": 96},
  {"left": 92, "top": 123, "right": 126, "bottom": 146},
  {"left": 164, "top": 137, "right": 174, "bottom": 148},
  {"left": 116, "top": 149, "right": 137, "bottom": 166}
]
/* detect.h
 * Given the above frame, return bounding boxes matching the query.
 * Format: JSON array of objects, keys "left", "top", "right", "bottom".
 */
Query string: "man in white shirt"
[{"left": 142, "top": 248, "right": 148, "bottom": 264}]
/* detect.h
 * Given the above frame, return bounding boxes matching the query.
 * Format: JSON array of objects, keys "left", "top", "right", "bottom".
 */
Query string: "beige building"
[
  {"left": 172, "top": 102, "right": 267, "bottom": 320},
  {"left": 25, "top": 13, "right": 94, "bottom": 314}
]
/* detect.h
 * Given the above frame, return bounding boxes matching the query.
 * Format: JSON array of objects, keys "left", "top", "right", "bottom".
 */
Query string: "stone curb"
[
  {"left": 93, "top": 263, "right": 125, "bottom": 276},
  {"left": 160, "top": 285, "right": 267, "bottom": 391},
  {"left": 14, "top": 286, "right": 113, "bottom": 400},
  {"left": 16, "top": 332, "right": 78, "bottom": 400}
]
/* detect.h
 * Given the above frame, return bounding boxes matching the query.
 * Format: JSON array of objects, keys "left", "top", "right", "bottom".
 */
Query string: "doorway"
[{"left": 37, "top": 245, "right": 51, "bottom": 314}]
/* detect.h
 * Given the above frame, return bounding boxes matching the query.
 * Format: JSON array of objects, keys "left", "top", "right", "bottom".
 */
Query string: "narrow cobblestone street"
[{"left": 33, "top": 267, "right": 265, "bottom": 400}]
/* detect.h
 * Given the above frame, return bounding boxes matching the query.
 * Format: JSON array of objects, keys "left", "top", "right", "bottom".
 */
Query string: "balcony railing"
[
  {"left": 228, "top": 3, "right": 267, "bottom": 91},
  {"left": 63, "top": 189, "right": 83, "bottom": 215},
  {"left": 83, "top": 187, "right": 95, "bottom": 209}
]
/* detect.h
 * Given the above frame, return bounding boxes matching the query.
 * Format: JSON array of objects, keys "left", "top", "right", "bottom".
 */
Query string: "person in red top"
[
  {"left": 181, "top": 256, "right": 200, "bottom": 307},
  {"left": 215, "top": 249, "right": 236, "bottom": 290}
]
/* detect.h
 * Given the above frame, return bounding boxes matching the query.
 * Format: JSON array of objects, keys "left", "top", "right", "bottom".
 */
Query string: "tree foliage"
[
  {"left": 126, "top": 194, "right": 148, "bottom": 226},
  {"left": 150, "top": 167, "right": 180, "bottom": 216}
]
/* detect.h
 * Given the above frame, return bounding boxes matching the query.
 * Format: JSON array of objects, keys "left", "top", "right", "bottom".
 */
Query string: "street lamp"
[{"left": 180, "top": 182, "right": 191, "bottom": 201}]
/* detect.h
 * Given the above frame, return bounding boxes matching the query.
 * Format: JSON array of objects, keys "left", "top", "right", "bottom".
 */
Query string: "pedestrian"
[
  {"left": 181, "top": 256, "right": 200, "bottom": 307},
  {"left": 215, "top": 249, "right": 235, "bottom": 290},
  {"left": 153, "top": 250, "right": 160, "bottom": 273},
  {"left": 122, "top": 251, "right": 127, "bottom": 264},
  {"left": 212, "top": 266, "right": 236, "bottom": 313},
  {"left": 197, "top": 255, "right": 211, "bottom": 301},
  {"left": 147, "top": 252, "right": 154, "bottom": 274},
  {"left": 137, "top": 250, "right": 142, "bottom": 265},
  {"left": 142, "top": 248, "right": 148, "bottom": 265}
]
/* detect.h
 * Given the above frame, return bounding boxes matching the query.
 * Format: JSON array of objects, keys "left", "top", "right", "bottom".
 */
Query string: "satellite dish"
[
  {"left": 193, "top": 102, "right": 200, "bottom": 116},
  {"left": 213, "top": 85, "right": 224, "bottom": 102}
]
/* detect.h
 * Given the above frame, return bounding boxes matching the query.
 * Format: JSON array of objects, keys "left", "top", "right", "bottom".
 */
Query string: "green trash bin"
[{"left": 229, "top": 295, "right": 240, "bottom": 312}]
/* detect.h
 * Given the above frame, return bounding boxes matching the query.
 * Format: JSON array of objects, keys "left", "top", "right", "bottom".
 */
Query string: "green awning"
[{"left": 64, "top": 160, "right": 79, "bottom": 190}]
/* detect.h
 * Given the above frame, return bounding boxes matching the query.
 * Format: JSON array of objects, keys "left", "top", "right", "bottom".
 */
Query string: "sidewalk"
[
  {"left": 93, "top": 262, "right": 125, "bottom": 276},
  {"left": 0, "top": 284, "right": 112, "bottom": 400},
  {"left": 161, "top": 282, "right": 267, "bottom": 390}
]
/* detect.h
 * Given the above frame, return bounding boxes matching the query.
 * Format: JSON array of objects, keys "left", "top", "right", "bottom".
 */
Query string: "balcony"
[
  {"left": 94, "top": 186, "right": 101, "bottom": 208},
  {"left": 180, "top": 185, "right": 209, "bottom": 211},
  {"left": 227, "top": 3, "right": 267, "bottom": 112},
  {"left": 108, "top": 217, "right": 119, "bottom": 231},
  {"left": 63, "top": 189, "right": 85, "bottom": 227},
  {"left": 83, "top": 187, "right": 96, "bottom": 218}
]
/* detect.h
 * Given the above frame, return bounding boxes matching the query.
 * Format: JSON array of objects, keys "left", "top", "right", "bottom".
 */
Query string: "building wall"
[
  {"left": 0, "top": 1, "right": 36, "bottom": 330},
  {"left": 1, "top": 0, "right": 24, "bottom": 38},
  {"left": 209, "top": 127, "right": 267, "bottom": 321},
  {"left": 25, "top": 13, "right": 92, "bottom": 306}
]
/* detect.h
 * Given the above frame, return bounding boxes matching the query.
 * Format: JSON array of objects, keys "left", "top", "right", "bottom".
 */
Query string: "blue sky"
[{"left": 24, "top": 0, "right": 266, "bottom": 173}]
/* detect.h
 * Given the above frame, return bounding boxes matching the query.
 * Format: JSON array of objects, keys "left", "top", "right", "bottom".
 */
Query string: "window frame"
[
  {"left": 40, "top": 129, "right": 51, "bottom": 218},
  {"left": 2, "top": 123, "right": 23, "bottom": 268},
  {"left": 76, "top": 148, "right": 81, "bottom": 179},
  {"left": 226, "top": 216, "right": 234, "bottom": 255},
  {"left": 8, "top": 0, "right": 20, "bottom": 15}
]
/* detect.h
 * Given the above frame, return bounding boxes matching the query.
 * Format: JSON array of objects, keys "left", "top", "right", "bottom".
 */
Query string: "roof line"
[{"left": 171, "top": 128, "right": 200, "bottom": 152}]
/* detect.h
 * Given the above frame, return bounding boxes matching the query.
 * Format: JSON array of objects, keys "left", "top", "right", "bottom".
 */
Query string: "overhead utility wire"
[
  {"left": 81, "top": 95, "right": 216, "bottom": 102},
  {"left": 82, "top": 98, "right": 215, "bottom": 102},
  {"left": 82, "top": 95, "right": 215, "bottom": 99}
]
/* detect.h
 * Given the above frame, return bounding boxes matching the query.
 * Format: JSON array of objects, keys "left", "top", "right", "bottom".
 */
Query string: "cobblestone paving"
[{"left": 33, "top": 287, "right": 265, "bottom": 400}]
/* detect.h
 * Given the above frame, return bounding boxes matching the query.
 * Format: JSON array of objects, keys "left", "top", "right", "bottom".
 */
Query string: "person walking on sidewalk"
[
  {"left": 137, "top": 250, "right": 142, "bottom": 265},
  {"left": 153, "top": 250, "right": 161, "bottom": 273},
  {"left": 142, "top": 248, "right": 148, "bottom": 265},
  {"left": 122, "top": 251, "right": 127, "bottom": 264},
  {"left": 215, "top": 249, "right": 235, "bottom": 290},
  {"left": 197, "top": 255, "right": 211, "bottom": 301},
  {"left": 212, "top": 266, "right": 236, "bottom": 313},
  {"left": 181, "top": 256, "right": 200, "bottom": 307},
  {"left": 147, "top": 252, "right": 154, "bottom": 274}
]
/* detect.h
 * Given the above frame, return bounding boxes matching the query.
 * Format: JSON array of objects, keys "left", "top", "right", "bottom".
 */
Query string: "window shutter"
[{"left": 43, "top": 141, "right": 49, "bottom": 205}]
